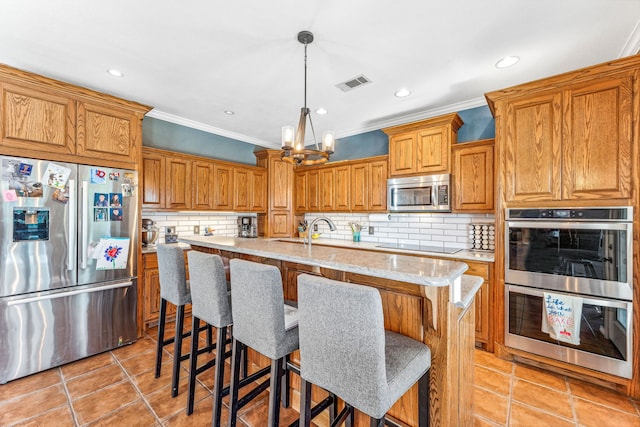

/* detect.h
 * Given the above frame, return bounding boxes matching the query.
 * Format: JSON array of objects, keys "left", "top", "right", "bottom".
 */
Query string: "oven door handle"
[{"left": 506, "top": 284, "right": 632, "bottom": 309}]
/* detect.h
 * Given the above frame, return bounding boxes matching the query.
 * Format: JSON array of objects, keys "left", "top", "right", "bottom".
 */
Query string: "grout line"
[
  {"left": 58, "top": 367, "right": 81, "bottom": 427},
  {"left": 111, "top": 348, "right": 164, "bottom": 426}
]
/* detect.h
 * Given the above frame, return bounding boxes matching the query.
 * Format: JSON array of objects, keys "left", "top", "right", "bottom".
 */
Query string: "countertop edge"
[{"left": 455, "top": 275, "right": 484, "bottom": 309}]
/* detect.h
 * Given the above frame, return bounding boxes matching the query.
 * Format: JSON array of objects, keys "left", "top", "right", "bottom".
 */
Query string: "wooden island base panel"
[{"left": 180, "top": 236, "right": 483, "bottom": 427}]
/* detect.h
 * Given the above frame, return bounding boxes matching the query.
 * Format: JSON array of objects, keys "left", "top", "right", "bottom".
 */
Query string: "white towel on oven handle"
[{"left": 541, "top": 292, "right": 583, "bottom": 346}]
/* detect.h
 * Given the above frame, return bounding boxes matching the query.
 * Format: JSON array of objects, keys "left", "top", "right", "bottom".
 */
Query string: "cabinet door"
[
  {"left": 452, "top": 141, "right": 494, "bottom": 212},
  {"left": 368, "top": 159, "right": 388, "bottom": 211},
  {"left": 269, "top": 212, "right": 292, "bottom": 237},
  {"left": 77, "top": 101, "right": 139, "bottom": 165},
  {"left": 350, "top": 163, "right": 368, "bottom": 211},
  {"left": 389, "top": 132, "right": 416, "bottom": 176},
  {"left": 213, "top": 164, "right": 234, "bottom": 210},
  {"left": 504, "top": 92, "right": 562, "bottom": 202},
  {"left": 233, "top": 167, "right": 250, "bottom": 211},
  {"left": 192, "top": 161, "right": 214, "bottom": 210},
  {"left": 416, "top": 126, "right": 449, "bottom": 173},
  {"left": 143, "top": 268, "right": 161, "bottom": 325},
  {"left": 250, "top": 169, "right": 267, "bottom": 213},
  {"left": 270, "top": 159, "right": 292, "bottom": 211},
  {"left": 166, "top": 157, "right": 192, "bottom": 209},
  {"left": 1, "top": 82, "right": 76, "bottom": 155},
  {"left": 334, "top": 165, "right": 350, "bottom": 211},
  {"left": 562, "top": 73, "right": 633, "bottom": 200},
  {"left": 307, "top": 169, "right": 320, "bottom": 212},
  {"left": 319, "top": 167, "right": 334, "bottom": 211},
  {"left": 294, "top": 170, "right": 308, "bottom": 212},
  {"left": 142, "top": 152, "right": 166, "bottom": 209}
]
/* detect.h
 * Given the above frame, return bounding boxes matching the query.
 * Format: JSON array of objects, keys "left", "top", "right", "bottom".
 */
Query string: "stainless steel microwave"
[{"left": 387, "top": 174, "right": 451, "bottom": 212}]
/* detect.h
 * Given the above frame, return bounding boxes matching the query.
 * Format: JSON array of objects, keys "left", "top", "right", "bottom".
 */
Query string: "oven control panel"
[{"left": 507, "top": 207, "right": 632, "bottom": 221}]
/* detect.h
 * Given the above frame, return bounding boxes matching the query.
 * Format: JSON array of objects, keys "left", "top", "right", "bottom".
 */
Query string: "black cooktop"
[{"left": 376, "top": 243, "right": 461, "bottom": 255}]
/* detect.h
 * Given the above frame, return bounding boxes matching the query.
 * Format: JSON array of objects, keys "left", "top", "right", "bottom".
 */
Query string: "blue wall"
[{"left": 142, "top": 105, "right": 495, "bottom": 163}]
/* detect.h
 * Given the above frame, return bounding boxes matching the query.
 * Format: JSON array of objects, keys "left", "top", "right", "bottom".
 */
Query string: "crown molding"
[
  {"left": 145, "top": 109, "right": 279, "bottom": 148},
  {"left": 146, "top": 97, "right": 489, "bottom": 148},
  {"left": 620, "top": 19, "right": 640, "bottom": 56}
]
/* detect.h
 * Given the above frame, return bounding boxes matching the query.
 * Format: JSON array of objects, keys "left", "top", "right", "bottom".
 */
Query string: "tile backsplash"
[
  {"left": 304, "top": 212, "right": 495, "bottom": 251},
  {"left": 142, "top": 211, "right": 248, "bottom": 240},
  {"left": 142, "top": 210, "right": 495, "bottom": 252}
]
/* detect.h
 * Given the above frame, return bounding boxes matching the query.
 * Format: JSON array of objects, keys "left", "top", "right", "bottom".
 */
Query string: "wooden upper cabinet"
[
  {"left": 319, "top": 167, "right": 335, "bottom": 211},
  {"left": 76, "top": 101, "right": 141, "bottom": 166},
  {"left": 270, "top": 158, "right": 293, "bottom": 211},
  {"left": 384, "top": 113, "right": 463, "bottom": 177},
  {"left": 562, "top": 73, "right": 633, "bottom": 200},
  {"left": 0, "top": 65, "right": 151, "bottom": 168},
  {"left": 250, "top": 169, "right": 267, "bottom": 212},
  {"left": 192, "top": 161, "right": 214, "bottom": 210},
  {"left": 0, "top": 82, "right": 76, "bottom": 155},
  {"left": 294, "top": 170, "right": 307, "bottom": 212},
  {"left": 165, "top": 157, "right": 192, "bottom": 210},
  {"left": 388, "top": 132, "right": 416, "bottom": 176},
  {"left": 416, "top": 126, "right": 449, "bottom": 173},
  {"left": 307, "top": 169, "right": 320, "bottom": 212},
  {"left": 213, "top": 163, "right": 234, "bottom": 210},
  {"left": 350, "top": 163, "right": 368, "bottom": 211},
  {"left": 503, "top": 92, "right": 562, "bottom": 203},
  {"left": 452, "top": 139, "right": 494, "bottom": 212},
  {"left": 141, "top": 151, "right": 165, "bottom": 208},
  {"left": 368, "top": 158, "right": 388, "bottom": 211},
  {"left": 334, "top": 165, "right": 350, "bottom": 211},
  {"left": 233, "top": 167, "right": 250, "bottom": 211},
  {"left": 491, "top": 69, "right": 634, "bottom": 204}
]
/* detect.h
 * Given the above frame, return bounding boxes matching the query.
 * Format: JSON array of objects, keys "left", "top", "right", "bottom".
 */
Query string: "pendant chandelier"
[{"left": 281, "top": 30, "right": 335, "bottom": 166}]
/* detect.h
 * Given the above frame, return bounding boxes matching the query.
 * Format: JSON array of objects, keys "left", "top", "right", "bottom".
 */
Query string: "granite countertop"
[
  {"left": 141, "top": 242, "right": 191, "bottom": 254},
  {"left": 275, "top": 237, "right": 495, "bottom": 263},
  {"left": 179, "top": 235, "right": 482, "bottom": 308}
]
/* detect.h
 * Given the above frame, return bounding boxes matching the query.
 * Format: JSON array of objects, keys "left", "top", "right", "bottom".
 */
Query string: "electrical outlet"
[
  {"left": 194, "top": 225, "right": 200, "bottom": 234},
  {"left": 369, "top": 226, "right": 374, "bottom": 235},
  {"left": 313, "top": 224, "right": 318, "bottom": 232}
]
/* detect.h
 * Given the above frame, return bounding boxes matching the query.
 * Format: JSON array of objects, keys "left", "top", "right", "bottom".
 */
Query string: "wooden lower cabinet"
[{"left": 141, "top": 251, "right": 189, "bottom": 331}]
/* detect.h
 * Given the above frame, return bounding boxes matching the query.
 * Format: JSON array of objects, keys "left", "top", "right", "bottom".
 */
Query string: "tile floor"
[{"left": 1, "top": 322, "right": 639, "bottom": 427}]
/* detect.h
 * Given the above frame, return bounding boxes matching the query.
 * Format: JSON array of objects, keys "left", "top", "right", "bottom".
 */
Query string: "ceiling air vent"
[{"left": 336, "top": 75, "right": 372, "bottom": 92}]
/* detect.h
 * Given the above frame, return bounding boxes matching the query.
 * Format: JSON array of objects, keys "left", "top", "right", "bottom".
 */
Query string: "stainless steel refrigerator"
[{"left": 0, "top": 155, "right": 138, "bottom": 383}]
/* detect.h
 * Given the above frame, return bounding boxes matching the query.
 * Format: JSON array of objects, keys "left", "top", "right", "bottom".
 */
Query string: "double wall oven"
[{"left": 505, "top": 207, "right": 633, "bottom": 378}]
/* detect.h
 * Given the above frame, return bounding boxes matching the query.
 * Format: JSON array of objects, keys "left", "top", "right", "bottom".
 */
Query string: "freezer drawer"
[{"left": 0, "top": 280, "right": 137, "bottom": 384}]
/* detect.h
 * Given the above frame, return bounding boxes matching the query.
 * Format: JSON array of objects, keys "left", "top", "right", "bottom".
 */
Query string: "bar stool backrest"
[
  {"left": 156, "top": 244, "right": 190, "bottom": 306},
  {"left": 297, "top": 274, "right": 388, "bottom": 418},
  {"left": 187, "top": 251, "right": 232, "bottom": 328},
  {"left": 229, "top": 259, "right": 294, "bottom": 360}
]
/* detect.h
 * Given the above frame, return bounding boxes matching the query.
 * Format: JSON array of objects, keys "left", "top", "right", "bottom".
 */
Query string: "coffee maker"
[
  {"left": 237, "top": 216, "right": 257, "bottom": 238},
  {"left": 141, "top": 218, "right": 159, "bottom": 247}
]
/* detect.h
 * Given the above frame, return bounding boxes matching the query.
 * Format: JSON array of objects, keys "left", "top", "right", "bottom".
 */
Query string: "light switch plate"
[
  {"left": 194, "top": 225, "right": 200, "bottom": 234},
  {"left": 369, "top": 226, "right": 374, "bottom": 235}
]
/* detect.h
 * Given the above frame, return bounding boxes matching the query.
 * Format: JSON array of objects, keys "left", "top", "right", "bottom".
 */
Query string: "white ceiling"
[{"left": 1, "top": 1, "right": 639, "bottom": 149}]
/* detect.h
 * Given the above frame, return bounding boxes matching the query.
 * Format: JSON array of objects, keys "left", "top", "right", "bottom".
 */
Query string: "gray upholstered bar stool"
[
  {"left": 155, "top": 244, "right": 211, "bottom": 398},
  {"left": 227, "top": 258, "right": 299, "bottom": 427},
  {"left": 185, "top": 251, "right": 231, "bottom": 419},
  {"left": 297, "top": 274, "right": 432, "bottom": 427}
]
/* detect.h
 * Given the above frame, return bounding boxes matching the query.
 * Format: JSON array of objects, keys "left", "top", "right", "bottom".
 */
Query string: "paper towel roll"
[{"left": 369, "top": 213, "right": 391, "bottom": 222}]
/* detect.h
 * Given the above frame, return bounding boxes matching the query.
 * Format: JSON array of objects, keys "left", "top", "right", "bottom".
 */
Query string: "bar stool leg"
[
  {"left": 370, "top": 417, "right": 385, "bottom": 427},
  {"left": 267, "top": 357, "right": 284, "bottom": 427},
  {"left": 187, "top": 316, "right": 201, "bottom": 415},
  {"left": 155, "top": 298, "right": 168, "bottom": 378},
  {"left": 282, "top": 354, "right": 291, "bottom": 408},
  {"left": 212, "top": 325, "right": 228, "bottom": 427},
  {"left": 418, "top": 369, "right": 430, "bottom": 427},
  {"left": 172, "top": 304, "right": 186, "bottom": 398},
  {"left": 207, "top": 324, "right": 214, "bottom": 352},
  {"left": 299, "top": 378, "right": 312, "bottom": 427},
  {"left": 227, "top": 338, "right": 244, "bottom": 427}
]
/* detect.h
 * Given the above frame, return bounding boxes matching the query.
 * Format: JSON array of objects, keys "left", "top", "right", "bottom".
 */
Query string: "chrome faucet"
[{"left": 304, "top": 216, "right": 337, "bottom": 247}]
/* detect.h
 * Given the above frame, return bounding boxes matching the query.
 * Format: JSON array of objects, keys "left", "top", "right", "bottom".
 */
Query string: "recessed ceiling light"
[
  {"left": 106, "top": 69, "right": 124, "bottom": 77},
  {"left": 495, "top": 56, "right": 520, "bottom": 69},
  {"left": 316, "top": 108, "right": 327, "bottom": 115},
  {"left": 394, "top": 88, "right": 411, "bottom": 98},
  {"left": 224, "top": 110, "right": 235, "bottom": 115}
]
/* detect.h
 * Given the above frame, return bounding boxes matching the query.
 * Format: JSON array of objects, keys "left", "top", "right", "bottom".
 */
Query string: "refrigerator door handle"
[
  {"left": 6, "top": 281, "right": 133, "bottom": 306},
  {"left": 81, "top": 180, "right": 89, "bottom": 269},
  {"left": 67, "top": 179, "right": 76, "bottom": 271}
]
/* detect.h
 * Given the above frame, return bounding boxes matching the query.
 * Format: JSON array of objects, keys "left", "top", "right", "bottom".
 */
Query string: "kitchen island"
[{"left": 180, "top": 235, "right": 483, "bottom": 426}]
